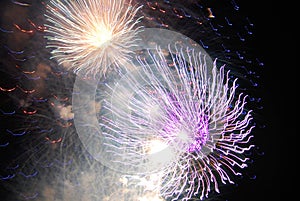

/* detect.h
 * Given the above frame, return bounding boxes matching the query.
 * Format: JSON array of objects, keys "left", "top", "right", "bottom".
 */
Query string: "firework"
[
  {"left": 95, "top": 46, "right": 253, "bottom": 200},
  {"left": 71, "top": 27, "right": 255, "bottom": 199},
  {"left": 44, "top": 0, "right": 143, "bottom": 78}
]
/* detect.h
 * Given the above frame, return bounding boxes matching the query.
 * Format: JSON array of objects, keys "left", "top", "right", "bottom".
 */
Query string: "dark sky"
[{"left": 231, "top": 1, "right": 285, "bottom": 201}]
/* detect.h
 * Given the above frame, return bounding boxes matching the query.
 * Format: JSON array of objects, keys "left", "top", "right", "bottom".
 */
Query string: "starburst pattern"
[
  {"left": 44, "top": 0, "right": 143, "bottom": 78},
  {"left": 99, "top": 46, "right": 254, "bottom": 200}
]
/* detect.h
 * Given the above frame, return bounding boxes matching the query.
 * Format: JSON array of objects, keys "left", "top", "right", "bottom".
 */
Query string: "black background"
[
  {"left": 230, "top": 1, "right": 287, "bottom": 201},
  {"left": 236, "top": 2, "right": 277, "bottom": 201}
]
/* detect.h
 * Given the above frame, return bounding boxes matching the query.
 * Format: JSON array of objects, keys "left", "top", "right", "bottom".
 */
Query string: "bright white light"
[
  {"left": 147, "top": 139, "right": 168, "bottom": 154},
  {"left": 89, "top": 25, "right": 112, "bottom": 48}
]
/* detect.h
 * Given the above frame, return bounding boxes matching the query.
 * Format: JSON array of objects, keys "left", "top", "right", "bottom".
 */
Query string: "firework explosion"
[
  {"left": 85, "top": 44, "right": 255, "bottom": 200},
  {"left": 44, "top": 0, "right": 143, "bottom": 78},
  {"left": 0, "top": 0, "right": 265, "bottom": 201}
]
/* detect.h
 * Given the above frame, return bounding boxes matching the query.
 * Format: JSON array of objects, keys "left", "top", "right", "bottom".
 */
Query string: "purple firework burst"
[{"left": 98, "top": 46, "right": 255, "bottom": 200}]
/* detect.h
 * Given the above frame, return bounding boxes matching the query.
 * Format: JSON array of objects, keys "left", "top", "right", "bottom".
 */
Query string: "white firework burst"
[
  {"left": 97, "top": 46, "right": 255, "bottom": 200},
  {"left": 44, "top": 0, "right": 143, "bottom": 78}
]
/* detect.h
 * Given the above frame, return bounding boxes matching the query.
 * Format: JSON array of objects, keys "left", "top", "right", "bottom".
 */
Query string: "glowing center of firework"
[
  {"left": 171, "top": 120, "right": 209, "bottom": 153},
  {"left": 89, "top": 26, "right": 112, "bottom": 48},
  {"left": 147, "top": 139, "right": 168, "bottom": 154},
  {"left": 176, "top": 128, "right": 193, "bottom": 144},
  {"left": 146, "top": 139, "right": 176, "bottom": 167}
]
